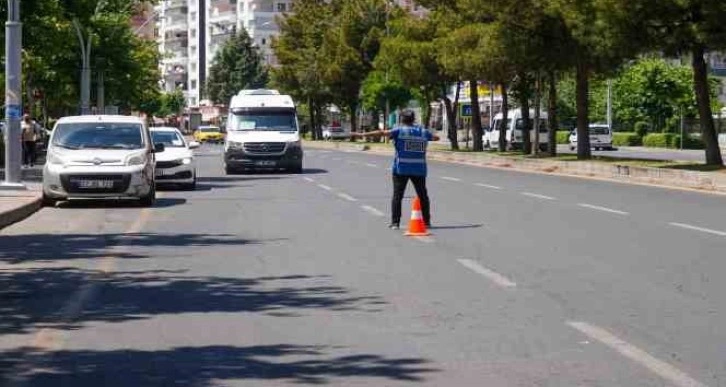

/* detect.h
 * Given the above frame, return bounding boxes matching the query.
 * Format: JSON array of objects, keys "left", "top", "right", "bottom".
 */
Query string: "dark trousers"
[
  {"left": 22, "top": 141, "right": 36, "bottom": 166},
  {"left": 391, "top": 173, "right": 430, "bottom": 225}
]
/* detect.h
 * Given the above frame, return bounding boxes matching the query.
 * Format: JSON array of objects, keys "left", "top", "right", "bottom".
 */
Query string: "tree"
[
  {"left": 272, "top": 0, "right": 335, "bottom": 140},
  {"left": 638, "top": 0, "right": 726, "bottom": 165},
  {"left": 360, "top": 71, "right": 412, "bottom": 129},
  {"left": 205, "top": 30, "right": 268, "bottom": 105},
  {"left": 375, "top": 13, "right": 460, "bottom": 149}
]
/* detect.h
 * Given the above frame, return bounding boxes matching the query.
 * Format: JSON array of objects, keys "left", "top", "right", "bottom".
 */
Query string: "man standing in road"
[
  {"left": 351, "top": 109, "right": 440, "bottom": 229},
  {"left": 21, "top": 114, "right": 40, "bottom": 167}
]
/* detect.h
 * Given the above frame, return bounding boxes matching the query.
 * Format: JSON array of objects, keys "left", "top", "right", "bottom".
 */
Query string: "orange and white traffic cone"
[{"left": 405, "top": 197, "right": 430, "bottom": 236}]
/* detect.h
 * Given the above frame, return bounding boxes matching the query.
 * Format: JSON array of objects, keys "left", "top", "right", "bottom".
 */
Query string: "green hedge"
[
  {"left": 612, "top": 132, "right": 642, "bottom": 146},
  {"left": 642, "top": 133, "right": 675, "bottom": 148},
  {"left": 640, "top": 133, "right": 705, "bottom": 149},
  {"left": 556, "top": 131, "right": 571, "bottom": 144}
]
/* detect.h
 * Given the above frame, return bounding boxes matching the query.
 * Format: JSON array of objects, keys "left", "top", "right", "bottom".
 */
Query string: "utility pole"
[
  {"left": 384, "top": 0, "right": 390, "bottom": 132},
  {"left": 2, "top": 0, "right": 24, "bottom": 188},
  {"left": 73, "top": 19, "right": 92, "bottom": 115}
]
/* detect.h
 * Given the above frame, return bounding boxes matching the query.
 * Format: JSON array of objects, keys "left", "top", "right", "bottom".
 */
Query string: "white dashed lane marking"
[
  {"left": 361, "top": 205, "right": 385, "bottom": 217},
  {"left": 567, "top": 321, "right": 707, "bottom": 387},
  {"left": 669, "top": 222, "right": 726, "bottom": 237},
  {"left": 337, "top": 193, "right": 357, "bottom": 202},
  {"left": 475, "top": 183, "right": 502, "bottom": 190},
  {"left": 521, "top": 192, "right": 556, "bottom": 200},
  {"left": 578, "top": 203, "right": 629, "bottom": 216},
  {"left": 457, "top": 259, "right": 516, "bottom": 288},
  {"left": 440, "top": 176, "right": 461, "bottom": 182},
  {"left": 318, "top": 184, "right": 333, "bottom": 191}
]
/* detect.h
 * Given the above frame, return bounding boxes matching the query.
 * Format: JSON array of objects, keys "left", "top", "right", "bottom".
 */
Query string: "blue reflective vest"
[{"left": 390, "top": 125, "right": 434, "bottom": 176}]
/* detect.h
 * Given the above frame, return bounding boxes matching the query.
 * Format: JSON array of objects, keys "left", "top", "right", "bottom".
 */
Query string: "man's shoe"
[{"left": 388, "top": 223, "right": 400, "bottom": 230}]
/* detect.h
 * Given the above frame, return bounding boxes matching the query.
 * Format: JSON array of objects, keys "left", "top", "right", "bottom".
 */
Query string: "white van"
[
  {"left": 485, "top": 108, "right": 549, "bottom": 151},
  {"left": 223, "top": 89, "right": 303, "bottom": 174}
]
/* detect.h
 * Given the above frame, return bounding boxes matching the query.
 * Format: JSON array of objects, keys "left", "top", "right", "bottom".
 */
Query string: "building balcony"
[
  {"left": 167, "top": 0, "right": 188, "bottom": 9},
  {"left": 209, "top": 11, "right": 236, "bottom": 24}
]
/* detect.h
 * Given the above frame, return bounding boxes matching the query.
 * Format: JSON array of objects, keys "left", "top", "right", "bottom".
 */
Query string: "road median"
[{"left": 305, "top": 140, "right": 726, "bottom": 194}]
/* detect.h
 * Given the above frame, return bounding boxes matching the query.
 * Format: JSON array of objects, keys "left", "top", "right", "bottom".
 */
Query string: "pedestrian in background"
[
  {"left": 21, "top": 114, "right": 40, "bottom": 167},
  {"left": 351, "top": 109, "right": 440, "bottom": 229}
]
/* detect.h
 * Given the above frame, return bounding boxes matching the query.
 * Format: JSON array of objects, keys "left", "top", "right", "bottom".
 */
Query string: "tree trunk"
[
  {"left": 692, "top": 45, "right": 724, "bottom": 166},
  {"left": 423, "top": 98, "right": 432, "bottom": 129},
  {"left": 315, "top": 105, "right": 324, "bottom": 140},
  {"left": 576, "top": 57, "right": 591, "bottom": 159},
  {"left": 349, "top": 104, "right": 358, "bottom": 142},
  {"left": 445, "top": 82, "right": 461, "bottom": 150},
  {"left": 470, "top": 80, "right": 483, "bottom": 151},
  {"left": 308, "top": 98, "right": 317, "bottom": 140},
  {"left": 499, "top": 83, "right": 509, "bottom": 152},
  {"left": 547, "top": 71, "right": 558, "bottom": 156},
  {"left": 520, "top": 90, "right": 531, "bottom": 154},
  {"left": 443, "top": 97, "right": 459, "bottom": 150},
  {"left": 533, "top": 73, "right": 541, "bottom": 156}
]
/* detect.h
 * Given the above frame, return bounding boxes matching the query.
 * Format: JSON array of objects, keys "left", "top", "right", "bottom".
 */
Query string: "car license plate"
[
  {"left": 76, "top": 179, "right": 113, "bottom": 189},
  {"left": 255, "top": 160, "right": 276, "bottom": 166}
]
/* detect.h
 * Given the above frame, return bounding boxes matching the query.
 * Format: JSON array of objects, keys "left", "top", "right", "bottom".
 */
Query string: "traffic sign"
[
  {"left": 6, "top": 104, "right": 21, "bottom": 119},
  {"left": 461, "top": 104, "right": 472, "bottom": 117}
]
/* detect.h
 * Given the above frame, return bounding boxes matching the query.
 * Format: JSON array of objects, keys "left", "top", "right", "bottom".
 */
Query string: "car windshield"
[
  {"left": 590, "top": 127, "right": 610, "bottom": 135},
  {"left": 200, "top": 127, "right": 220, "bottom": 133},
  {"left": 515, "top": 119, "right": 548, "bottom": 132},
  {"left": 152, "top": 131, "right": 186, "bottom": 148},
  {"left": 52, "top": 122, "right": 144, "bottom": 150},
  {"left": 229, "top": 108, "right": 297, "bottom": 132}
]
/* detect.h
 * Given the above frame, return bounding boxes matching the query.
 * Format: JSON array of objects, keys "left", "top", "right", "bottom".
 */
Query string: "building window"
[
  {"left": 191, "top": 80, "right": 197, "bottom": 90},
  {"left": 190, "top": 46, "right": 197, "bottom": 56},
  {"left": 261, "top": 38, "right": 266, "bottom": 45},
  {"left": 190, "top": 29, "right": 197, "bottom": 38},
  {"left": 276, "top": 3, "right": 286, "bottom": 12},
  {"left": 190, "top": 97, "right": 197, "bottom": 106},
  {"left": 190, "top": 62, "right": 197, "bottom": 72},
  {"left": 190, "top": 12, "right": 196, "bottom": 21}
]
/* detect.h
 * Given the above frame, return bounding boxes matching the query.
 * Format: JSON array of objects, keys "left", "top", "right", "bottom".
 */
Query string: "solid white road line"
[
  {"left": 578, "top": 203, "right": 629, "bottom": 216},
  {"left": 318, "top": 184, "right": 333, "bottom": 191},
  {"left": 669, "top": 222, "right": 726, "bottom": 237},
  {"left": 365, "top": 163, "right": 378, "bottom": 168},
  {"left": 441, "top": 176, "right": 461, "bottom": 182},
  {"left": 475, "top": 183, "right": 502, "bottom": 190},
  {"left": 567, "top": 321, "right": 707, "bottom": 387},
  {"left": 457, "top": 259, "right": 517, "bottom": 288},
  {"left": 521, "top": 192, "right": 556, "bottom": 200},
  {"left": 338, "top": 193, "right": 357, "bottom": 202},
  {"left": 303, "top": 177, "right": 315, "bottom": 183},
  {"left": 361, "top": 205, "right": 385, "bottom": 217}
]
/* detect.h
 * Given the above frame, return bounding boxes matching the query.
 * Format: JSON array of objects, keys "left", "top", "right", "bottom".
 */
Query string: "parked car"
[
  {"left": 322, "top": 125, "right": 350, "bottom": 140},
  {"left": 193, "top": 125, "right": 225, "bottom": 143},
  {"left": 569, "top": 123, "right": 613, "bottom": 151},
  {"left": 151, "top": 127, "right": 199, "bottom": 190},
  {"left": 42, "top": 115, "right": 164, "bottom": 207},
  {"left": 486, "top": 109, "right": 549, "bottom": 151}
]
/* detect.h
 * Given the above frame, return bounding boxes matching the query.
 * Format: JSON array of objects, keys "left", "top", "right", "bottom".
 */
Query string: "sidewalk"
[{"left": 0, "top": 182, "right": 42, "bottom": 230}]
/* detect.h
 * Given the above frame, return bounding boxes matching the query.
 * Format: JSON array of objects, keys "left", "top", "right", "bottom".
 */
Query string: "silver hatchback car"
[{"left": 42, "top": 115, "right": 164, "bottom": 206}]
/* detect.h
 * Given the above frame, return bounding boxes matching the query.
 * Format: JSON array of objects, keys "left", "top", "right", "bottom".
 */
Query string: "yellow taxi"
[{"left": 193, "top": 125, "right": 225, "bottom": 143}]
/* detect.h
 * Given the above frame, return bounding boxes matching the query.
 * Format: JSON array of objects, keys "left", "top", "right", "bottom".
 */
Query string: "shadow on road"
[
  {"left": 1, "top": 344, "right": 435, "bottom": 386},
  {"left": 0, "top": 232, "right": 264, "bottom": 263},
  {"left": 0, "top": 269, "right": 385, "bottom": 336},
  {"left": 54, "top": 198, "right": 187, "bottom": 209},
  {"left": 429, "top": 224, "right": 483, "bottom": 230}
]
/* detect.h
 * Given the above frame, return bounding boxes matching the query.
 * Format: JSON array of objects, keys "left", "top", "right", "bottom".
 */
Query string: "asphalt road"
[{"left": 1, "top": 143, "right": 726, "bottom": 386}]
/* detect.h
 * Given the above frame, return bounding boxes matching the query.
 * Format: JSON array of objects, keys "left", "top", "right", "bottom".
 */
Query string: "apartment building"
[{"left": 155, "top": 0, "right": 290, "bottom": 107}]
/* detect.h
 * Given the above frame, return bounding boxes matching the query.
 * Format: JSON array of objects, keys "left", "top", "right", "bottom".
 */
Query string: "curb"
[
  {"left": 0, "top": 196, "right": 43, "bottom": 230},
  {"left": 304, "top": 141, "right": 726, "bottom": 195}
]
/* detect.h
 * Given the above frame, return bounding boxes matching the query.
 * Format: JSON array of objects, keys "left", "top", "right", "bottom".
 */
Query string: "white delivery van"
[
  {"left": 223, "top": 89, "right": 303, "bottom": 174},
  {"left": 485, "top": 108, "right": 549, "bottom": 151}
]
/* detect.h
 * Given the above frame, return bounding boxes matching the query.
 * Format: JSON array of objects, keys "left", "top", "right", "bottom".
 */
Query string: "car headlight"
[
  {"left": 182, "top": 157, "right": 193, "bottom": 165},
  {"left": 228, "top": 141, "right": 244, "bottom": 150},
  {"left": 126, "top": 153, "right": 147, "bottom": 166},
  {"left": 48, "top": 152, "right": 65, "bottom": 166}
]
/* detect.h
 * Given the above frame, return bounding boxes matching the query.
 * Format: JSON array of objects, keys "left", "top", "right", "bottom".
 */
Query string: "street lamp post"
[
  {"left": 2, "top": 0, "right": 24, "bottom": 188},
  {"left": 72, "top": 19, "right": 93, "bottom": 115}
]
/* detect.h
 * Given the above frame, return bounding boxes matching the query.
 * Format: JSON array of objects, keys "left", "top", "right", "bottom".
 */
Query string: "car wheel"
[
  {"left": 186, "top": 174, "right": 197, "bottom": 190},
  {"left": 290, "top": 163, "right": 303, "bottom": 174},
  {"left": 41, "top": 192, "right": 57, "bottom": 207},
  {"left": 139, "top": 184, "right": 156, "bottom": 207},
  {"left": 225, "top": 166, "right": 235, "bottom": 175}
]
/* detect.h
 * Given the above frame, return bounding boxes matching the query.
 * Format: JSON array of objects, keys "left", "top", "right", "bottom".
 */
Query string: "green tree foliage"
[
  {"left": 638, "top": 0, "right": 726, "bottom": 165},
  {"left": 271, "top": 0, "right": 334, "bottom": 140},
  {"left": 205, "top": 30, "right": 268, "bottom": 105},
  {"left": 360, "top": 71, "right": 412, "bottom": 119}
]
